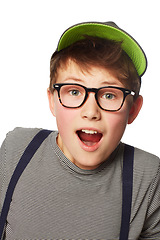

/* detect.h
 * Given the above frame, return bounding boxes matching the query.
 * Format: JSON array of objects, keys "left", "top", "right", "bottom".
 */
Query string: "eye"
[
  {"left": 102, "top": 93, "right": 115, "bottom": 100},
  {"left": 69, "top": 89, "right": 81, "bottom": 96}
]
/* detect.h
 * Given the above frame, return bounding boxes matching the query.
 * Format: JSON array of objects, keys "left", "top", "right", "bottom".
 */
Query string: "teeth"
[{"left": 81, "top": 129, "right": 98, "bottom": 134}]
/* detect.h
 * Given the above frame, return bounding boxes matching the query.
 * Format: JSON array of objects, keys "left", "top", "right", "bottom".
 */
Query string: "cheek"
[
  {"left": 104, "top": 107, "right": 130, "bottom": 139},
  {"left": 54, "top": 99, "right": 77, "bottom": 137}
]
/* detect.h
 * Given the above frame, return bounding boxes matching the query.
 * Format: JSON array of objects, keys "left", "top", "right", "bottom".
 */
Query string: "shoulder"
[
  {"left": 5, "top": 127, "right": 41, "bottom": 146},
  {"left": 131, "top": 146, "right": 160, "bottom": 203},
  {"left": 1, "top": 127, "right": 56, "bottom": 169},
  {"left": 1, "top": 127, "right": 42, "bottom": 159},
  {"left": 133, "top": 146, "right": 160, "bottom": 178},
  {"left": 0, "top": 128, "right": 40, "bottom": 187},
  {"left": 121, "top": 143, "right": 160, "bottom": 173},
  {"left": 3, "top": 127, "right": 56, "bottom": 167},
  {"left": 121, "top": 143, "right": 160, "bottom": 192},
  {"left": 1, "top": 127, "right": 41, "bottom": 159}
]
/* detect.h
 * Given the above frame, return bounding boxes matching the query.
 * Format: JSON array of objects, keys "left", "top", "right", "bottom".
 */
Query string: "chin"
[{"left": 74, "top": 156, "right": 105, "bottom": 170}]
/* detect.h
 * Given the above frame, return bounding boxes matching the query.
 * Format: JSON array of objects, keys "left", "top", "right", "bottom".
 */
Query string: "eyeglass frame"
[{"left": 53, "top": 83, "right": 136, "bottom": 112}]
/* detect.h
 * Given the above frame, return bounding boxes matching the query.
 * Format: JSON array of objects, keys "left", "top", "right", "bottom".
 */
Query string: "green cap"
[{"left": 57, "top": 21, "right": 147, "bottom": 77}]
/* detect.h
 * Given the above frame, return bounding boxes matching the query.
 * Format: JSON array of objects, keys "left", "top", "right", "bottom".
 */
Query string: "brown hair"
[{"left": 49, "top": 36, "right": 141, "bottom": 96}]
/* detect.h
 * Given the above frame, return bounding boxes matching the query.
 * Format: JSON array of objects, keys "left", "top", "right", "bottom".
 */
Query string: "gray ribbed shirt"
[{"left": 0, "top": 128, "right": 160, "bottom": 239}]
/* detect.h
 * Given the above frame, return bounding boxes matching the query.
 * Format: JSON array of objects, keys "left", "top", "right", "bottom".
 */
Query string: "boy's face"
[{"left": 48, "top": 59, "right": 142, "bottom": 170}]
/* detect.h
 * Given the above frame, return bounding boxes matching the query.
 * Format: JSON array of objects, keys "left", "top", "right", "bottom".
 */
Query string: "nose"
[{"left": 80, "top": 93, "right": 101, "bottom": 121}]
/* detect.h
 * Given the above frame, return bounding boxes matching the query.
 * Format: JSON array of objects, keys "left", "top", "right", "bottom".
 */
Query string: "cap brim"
[{"left": 57, "top": 22, "right": 147, "bottom": 77}]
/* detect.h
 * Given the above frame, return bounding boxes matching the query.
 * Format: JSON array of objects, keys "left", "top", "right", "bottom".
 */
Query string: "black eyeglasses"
[{"left": 53, "top": 83, "right": 136, "bottom": 112}]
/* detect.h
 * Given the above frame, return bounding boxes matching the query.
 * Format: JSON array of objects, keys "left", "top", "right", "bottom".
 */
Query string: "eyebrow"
[
  {"left": 61, "top": 77, "right": 119, "bottom": 86},
  {"left": 101, "top": 80, "right": 119, "bottom": 86},
  {"left": 62, "top": 77, "right": 84, "bottom": 83}
]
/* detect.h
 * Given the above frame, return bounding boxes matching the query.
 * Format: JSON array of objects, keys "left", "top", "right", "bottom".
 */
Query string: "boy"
[{"left": 0, "top": 21, "right": 160, "bottom": 239}]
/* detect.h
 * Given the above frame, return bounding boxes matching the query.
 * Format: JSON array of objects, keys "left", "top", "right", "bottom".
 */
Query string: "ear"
[
  {"left": 47, "top": 88, "right": 56, "bottom": 117},
  {"left": 128, "top": 95, "right": 143, "bottom": 124}
]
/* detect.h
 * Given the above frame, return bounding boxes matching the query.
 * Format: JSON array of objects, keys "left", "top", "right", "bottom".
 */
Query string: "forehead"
[{"left": 56, "top": 59, "right": 124, "bottom": 87}]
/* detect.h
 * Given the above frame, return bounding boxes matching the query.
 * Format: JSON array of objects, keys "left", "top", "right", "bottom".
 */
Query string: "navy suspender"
[
  {"left": 0, "top": 131, "right": 134, "bottom": 240},
  {"left": 120, "top": 144, "right": 134, "bottom": 240}
]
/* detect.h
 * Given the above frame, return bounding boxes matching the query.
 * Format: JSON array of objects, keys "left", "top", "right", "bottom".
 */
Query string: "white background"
[{"left": 0, "top": 0, "right": 159, "bottom": 157}]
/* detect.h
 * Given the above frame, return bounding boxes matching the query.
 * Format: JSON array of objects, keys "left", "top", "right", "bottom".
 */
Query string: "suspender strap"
[
  {"left": 0, "top": 129, "right": 52, "bottom": 239},
  {"left": 119, "top": 144, "right": 134, "bottom": 240}
]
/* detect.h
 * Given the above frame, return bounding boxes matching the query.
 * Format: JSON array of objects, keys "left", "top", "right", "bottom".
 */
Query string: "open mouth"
[{"left": 76, "top": 129, "right": 103, "bottom": 147}]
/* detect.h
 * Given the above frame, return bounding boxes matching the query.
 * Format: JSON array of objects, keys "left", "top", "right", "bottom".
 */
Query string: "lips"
[{"left": 76, "top": 129, "right": 103, "bottom": 147}]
